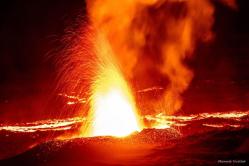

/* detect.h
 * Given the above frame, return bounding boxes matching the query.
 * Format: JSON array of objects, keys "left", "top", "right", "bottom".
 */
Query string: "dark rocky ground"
[{"left": 1, "top": 127, "right": 248, "bottom": 166}]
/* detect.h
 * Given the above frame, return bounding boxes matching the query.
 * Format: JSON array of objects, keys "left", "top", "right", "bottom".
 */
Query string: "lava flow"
[{"left": 1, "top": 110, "right": 248, "bottom": 134}]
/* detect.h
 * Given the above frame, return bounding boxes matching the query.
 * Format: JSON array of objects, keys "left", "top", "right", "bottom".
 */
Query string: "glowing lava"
[
  {"left": 90, "top": 65, "right": 141, "bottom": 137},
  {"left": 92, "top": 86, "right": 140, "bottom": 137},
  {"left": 81, "top": 33, "right": 141, "bottom": 137},
  {"left": 1, "top": 110, "right": 248, "bottom": 135}
]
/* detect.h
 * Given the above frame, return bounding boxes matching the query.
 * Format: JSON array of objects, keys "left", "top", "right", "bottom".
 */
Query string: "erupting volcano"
[
  {"left": 58, "top": 0, "right": 216, "bottom": 137},
  {"left": 0, "top": 0, "right": 248, "bottom": 165}
]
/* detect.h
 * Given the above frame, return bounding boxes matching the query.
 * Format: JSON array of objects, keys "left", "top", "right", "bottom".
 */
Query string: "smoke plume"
[{"left": 86, "top": 0, "right": 214, "bottom": 114}]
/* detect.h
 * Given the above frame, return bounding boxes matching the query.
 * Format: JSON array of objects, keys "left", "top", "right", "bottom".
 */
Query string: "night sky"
[{"left": 0, "top": 0, "right": 248, "bottom": 123}]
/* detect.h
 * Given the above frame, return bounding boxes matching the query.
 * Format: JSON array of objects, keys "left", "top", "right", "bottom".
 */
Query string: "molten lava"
[
  {"left": 90, "top": 68, "right": 141, "bottom": 137},
  {"left": 81, "top": 33, "right": 141, "bottom": 137},
  {"left": 1, "top": 110, "right": 248, "bottom": 134}
]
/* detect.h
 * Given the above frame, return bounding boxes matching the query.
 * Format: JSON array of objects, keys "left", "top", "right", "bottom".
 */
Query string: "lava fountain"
[
  {"left": 59, "top": 0, "right": 235, "bottom": 137},
  {"left": 90, "top": 67, "right": 141, "bottom": 137},
  {"left": 81, "top": 33, "right": 141, "bottom": 137}
]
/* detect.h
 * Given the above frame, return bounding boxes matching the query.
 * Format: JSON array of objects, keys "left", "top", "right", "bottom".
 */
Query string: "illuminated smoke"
[
  {"left": 86, "top": 0, "right": 214, "bottom": 114},
  {"left": 220, "top": 0, "right": 238, "bottom": 9}
]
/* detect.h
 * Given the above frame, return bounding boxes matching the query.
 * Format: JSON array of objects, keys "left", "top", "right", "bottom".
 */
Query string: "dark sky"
[
  {"left": 0, "top": 0, "right": 248, "bottom": 122},
  {"left": 183, "top": 0, "right": 249, "bottom": 114}
]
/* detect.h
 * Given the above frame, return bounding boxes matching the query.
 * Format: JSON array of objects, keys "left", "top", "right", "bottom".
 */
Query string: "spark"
[
  {"left": 58, "top": 93, "right": 87, "bottom": 105},
  {"left": 80, "top": 33, "right": 142, "bottom": 137}
]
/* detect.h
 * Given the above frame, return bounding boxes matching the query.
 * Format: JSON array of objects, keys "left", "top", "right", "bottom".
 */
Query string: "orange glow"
[
  {"left": 0, "top": 117, "right": 84, "bottom": 133},
  {"left": 58, "top": 93, "right": 87, "bottom": 105},
  {"left": 81, "top": 33, "right": 141, "bottom": 137},
  {"left": 86, "top": 0, "right": 215, "bottom": 115},
  {"left": 1, "top": 110, "right": 247, "bottom": 135},
  {"left": 144, "top": 110, "right": 249, "bottom": 129},
  {"left": 90, "top": 67, "right": 141, "bottom": 137}
]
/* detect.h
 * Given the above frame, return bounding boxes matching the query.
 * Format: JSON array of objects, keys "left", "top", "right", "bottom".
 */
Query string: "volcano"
[{"left": 0, "top": 0, "right": 249, "bottom": 165}]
